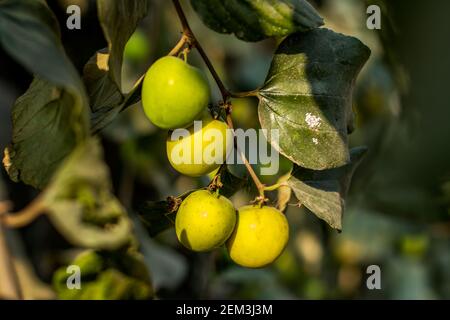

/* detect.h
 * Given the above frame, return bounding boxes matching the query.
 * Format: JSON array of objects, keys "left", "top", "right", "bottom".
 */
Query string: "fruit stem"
[
  {"left": 172, "top": 0, "right": 266, "bottom": 201},
  {"left": 264, "top": 182, "right": 288, "bottom": 192},
  {"left": 181, "top": 47, "right": 189, "bottom": 62},
  {"left": 207, "top": 167, "right": 224, "bottom": 194},
  {"left": 172, "top": 0, "right": 230, "bottom": 101},
  {"left": 168, "top": 34, "right": 188, "bottom": 57},
  {"left": 224, "top": 111, "right": 266, "bottom": 201}
]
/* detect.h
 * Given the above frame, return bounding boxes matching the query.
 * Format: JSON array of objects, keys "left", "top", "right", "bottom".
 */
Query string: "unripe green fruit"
[
  {"left": 227, "top": 205, "right": 289, "bottom": 268},
  {"left": 175, "top": 190, "right": 236, "bottom": 252},
  {"left": 141, "top": 56, "right": 210, "bottom": 129},
  {"left": 124, "top": 30, "right": 150, "bottom": 62},
  {"left": 166, "top": 116, "right": 232, "bottom": 177}
]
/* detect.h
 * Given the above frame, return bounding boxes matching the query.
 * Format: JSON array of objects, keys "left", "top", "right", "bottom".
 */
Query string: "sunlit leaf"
[
  {"left": 42, "top": 139, "right": 132, "bottom": 249},
  {"left": 259, "top": 28, "right": 370, "bottom": 170}
]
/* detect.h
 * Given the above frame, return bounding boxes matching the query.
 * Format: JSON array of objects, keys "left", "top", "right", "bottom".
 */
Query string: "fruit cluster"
[
  {"left": 176, "top": 190, "right": 289, "bottom": 268},
  {"left": 142, "top": 56, "right": 229, "bottom": 177},
  {"left": 141, "top": 56, "right": 289, "bottom": 268}
]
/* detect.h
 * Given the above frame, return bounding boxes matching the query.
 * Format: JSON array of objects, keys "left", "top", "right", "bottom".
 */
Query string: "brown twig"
[
  {"left": 171, "top": 0, "right": 267, "bottom": 202},
  {"left": 0, "top": 218, "right": 24, "bottom": 299},
  {"left": 0, "top": 201, "right": 12, "bottom": 215},
  {"left": 172, "top": 0, "right": 230, "bottom": 101},
  {"left": 224, "top": 111, "right": 266, "bottom": 199},
  {"left": 0, "top": 198, "right": 46, "bottom": 228},
  {"left": 168, "top": 34, "right": 189, "bottom": 56}
]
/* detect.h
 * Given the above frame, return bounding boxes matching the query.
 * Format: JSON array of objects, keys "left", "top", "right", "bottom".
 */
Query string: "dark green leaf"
[
  {"left": 83, "top": 49, "right": 123, "bottom": 116},
  {"left": 0, "top": 0, "right": 84, "bottom": 91},
  {"left": 0, "top": 0, "right": 89, "bottom": 188},
  {"left": 218, "top": 165, "right": 249, "bottom": 198},
  {"left": 259, "top": 28, "right": 370, "bottom": 170},
  {"left": 84, "top": 0, "right": 149, "bottom": 131},
  {"left": 90, "top": 76, "right": 144, "bottom": 134},
  {"left": 287, "top": 146, "right": 368, "bottom": 230},
  {"left": 96, "top": 0, "right": 149, "bottom": 88},
  {"left": 138, "top": 190, "right": 194, "bottom": 237},
  {"left": 138, "top": 200, "right": 177, "bottom": 237},
  {"left": 3, "top": 78, "right": 88, "bottom": 189},
  {"left": 42, "top": 138, "right": 132, "bottom": 249},
  {"left": 191, "top": 0, "right": 323, "bottom": 42}
]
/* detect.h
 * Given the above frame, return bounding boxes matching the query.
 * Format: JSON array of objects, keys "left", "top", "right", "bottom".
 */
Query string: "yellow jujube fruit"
[
  {"left": 175, "top": 190, "right": 236, "bottom": 252},
  {"left": 166, "top": 116, "right": 232, "bottom": 177},
  {"left": 227, "top": 205, "right": 289, "bottom": 268}
]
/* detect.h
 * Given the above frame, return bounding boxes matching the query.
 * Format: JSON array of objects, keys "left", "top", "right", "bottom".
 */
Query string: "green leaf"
[
  {"left": 0, "top": 0, "right": 84, "bottom": 91},
  {"left": 0, "top": 0, "right": 89, "bottom": 189},
  {"left": 287, "top": 146, "right": 368, "bottom": 230},
  {"left": 138, "top": 191, "right": 194, "bottom": 237},
  {"left": 138, "top": 200, "right": 177, "bottom": 237},
  {"left": 259, "top": 28, "right": 370, "bottom": 170},
  {"left": 83, "top": 49, "right": 123, "bottom": 117},
  {"left": 84, "top": 0, "right": 149, "bottom": 132},
  {"left": 53, "top": 250, "right": 153, "bottom": 300},
  {"left": 191, "top": 0, "right": 323, "bottom": 42},
  {"left": 90, "top": 76, "right": 144, "bottom": 133},
  {"left": 42, "top": 138, "right": 132, "bottom": 249},
  {"left": 218, "top": 165, "right": 249, "bottom": 198},
  {"left": 97, "top": 0, "right": 149, "bottom": 88},
  {"left": 3, "top": 78, "right": 88, "bottom": 189}
]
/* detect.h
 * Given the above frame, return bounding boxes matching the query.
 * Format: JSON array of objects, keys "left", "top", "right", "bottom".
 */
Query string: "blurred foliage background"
[{"left": 1, "top": 0, "right": 450, "bottom": 299}]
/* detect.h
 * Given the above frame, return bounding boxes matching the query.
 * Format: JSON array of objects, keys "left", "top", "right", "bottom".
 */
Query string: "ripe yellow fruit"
[
  {"left": 166, "top": 116, "right": 232, "bottom": 177},
  {"left": 227, "top": 205, "right": 289, "bottom": 268},
  {"left": 175, "top": 190, "right": 236, "bottom": 252}
]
